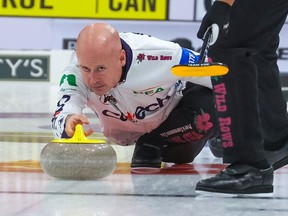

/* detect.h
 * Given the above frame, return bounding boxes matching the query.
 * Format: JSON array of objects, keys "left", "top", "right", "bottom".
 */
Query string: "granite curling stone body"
[{"left": 40, "top": 125, "right": 117, "bottom": 179}]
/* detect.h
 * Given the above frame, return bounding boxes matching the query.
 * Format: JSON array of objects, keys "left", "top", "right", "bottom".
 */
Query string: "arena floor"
[{"left": 1, "top": 81, "right": 288, "bottom": 216}]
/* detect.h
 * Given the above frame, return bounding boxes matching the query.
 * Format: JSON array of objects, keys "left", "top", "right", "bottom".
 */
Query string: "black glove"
[{"left": 197, "top": 1, "right": 231, "bottom": 44}]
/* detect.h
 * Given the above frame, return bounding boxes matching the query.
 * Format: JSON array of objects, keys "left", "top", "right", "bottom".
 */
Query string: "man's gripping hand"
[
  {"left": 197, "top": 1, "right": 232, "bottom": 45},
  {"left": 65, "top": 114, "right": 94, "bottom": 137}
]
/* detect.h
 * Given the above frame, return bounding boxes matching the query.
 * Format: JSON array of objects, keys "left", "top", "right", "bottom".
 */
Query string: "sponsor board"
[
  {"left": 0, "top": 55, "right": 50, "bottom": 81},
  {"left": 0, "top": 0, "right": 168, "bottom": 20},
  {"left": 63, "top": 39, "right": 77, "bottom": 50}
]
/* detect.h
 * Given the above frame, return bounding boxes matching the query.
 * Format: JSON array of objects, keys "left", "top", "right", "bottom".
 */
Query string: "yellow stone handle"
[{"left": 52, "top": 124, "right": 106, "bottom": 144}]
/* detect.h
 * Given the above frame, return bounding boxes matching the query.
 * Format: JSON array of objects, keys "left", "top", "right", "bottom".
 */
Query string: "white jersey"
[{"left": 51, "top": 32, "right": 212, "bottom": 145}]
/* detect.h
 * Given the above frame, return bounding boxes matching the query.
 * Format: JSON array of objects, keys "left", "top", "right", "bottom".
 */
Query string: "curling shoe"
[
  {"left": 207, "top": 137, "right": 223, "bottom": 158},
  {"left": 131, "top": 141, "right": 162, "bottom": 168},
  {"left": 196, "top": 164, "right": 273, "bottom": 194},
  {"left": 265, "top": 139, "right": 288, "bottom": 170}
]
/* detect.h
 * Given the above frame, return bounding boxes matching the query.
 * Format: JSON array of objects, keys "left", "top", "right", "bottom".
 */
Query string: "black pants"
[
  {"left": 138, "top": 83, "right": 218, "bottom": 164},
  {"left": 210, "top": 0, "right": 288, "bottom": 163}
]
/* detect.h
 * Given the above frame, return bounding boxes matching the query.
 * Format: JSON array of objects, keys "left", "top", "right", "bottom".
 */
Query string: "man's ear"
[{"left": 120, "top": 49, "right": 126, "bottom": 66}]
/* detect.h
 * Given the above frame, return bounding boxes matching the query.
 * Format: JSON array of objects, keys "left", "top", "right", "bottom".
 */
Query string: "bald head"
[{"left": 76, "top": 23, "right": 122, "bottom": 57}]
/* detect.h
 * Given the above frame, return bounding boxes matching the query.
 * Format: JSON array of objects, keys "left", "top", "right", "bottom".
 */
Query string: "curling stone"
[{"left": 40, "top": 124, "right": 117, "bottom": 180}]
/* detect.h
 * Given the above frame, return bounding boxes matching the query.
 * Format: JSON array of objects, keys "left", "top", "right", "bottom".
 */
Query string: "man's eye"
[
  {"left": 97, "top": 66, "right": 105, "bottom": 72},
  {"left": 81, "top": 67, "right": 90, "bottom": 72}
]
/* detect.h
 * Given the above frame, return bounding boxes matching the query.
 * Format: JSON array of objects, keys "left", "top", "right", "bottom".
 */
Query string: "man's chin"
[{"left": 90, "top": 89, "right": 108, "bottom": 96}]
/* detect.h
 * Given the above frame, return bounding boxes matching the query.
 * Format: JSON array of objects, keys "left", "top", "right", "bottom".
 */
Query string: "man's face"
[{"left": 77, "top": 48, "right": 124, "bottom": 96}]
